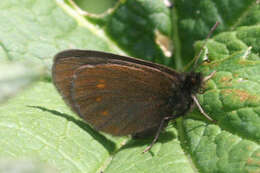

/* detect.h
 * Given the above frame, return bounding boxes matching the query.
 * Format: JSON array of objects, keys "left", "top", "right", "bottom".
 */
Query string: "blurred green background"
[{"left": 74, "top": 0, "right": 117, "bottom": 14}]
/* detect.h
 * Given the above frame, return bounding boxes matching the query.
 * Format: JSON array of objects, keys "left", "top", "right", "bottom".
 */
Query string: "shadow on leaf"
[
  {"left": 120, "top": 130, "right": 176, "bottom": 155},
  {"left": 27, "top": 105, "right": 116, "bottom": 153}
]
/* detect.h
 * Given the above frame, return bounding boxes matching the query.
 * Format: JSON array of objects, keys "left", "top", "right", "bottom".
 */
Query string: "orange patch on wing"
[
  {"left": 99, "top": 79, "right": 105, "bottom": 83},
  {"left": 96, "top": 83, "right": 105, "bottom": 89},
  {"left": 96, "top": 97, "right": 102, "bottom": 102},
  {"left": 101, "top": 110, "right": 109, "bottom": 116}
]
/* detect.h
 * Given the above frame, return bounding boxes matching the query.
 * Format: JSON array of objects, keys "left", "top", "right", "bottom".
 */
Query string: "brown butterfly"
[
  {"left": 52, "top": 55, "right": 215, "bottom": 152},
  {"left": 52, "top": 22, "right": 219, "bottom": 152}
]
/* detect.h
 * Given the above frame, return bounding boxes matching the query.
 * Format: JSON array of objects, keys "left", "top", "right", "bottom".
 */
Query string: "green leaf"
[
  {"left": 174, "top": 0, "right": 257, "bottom": 64},
  {"left": 0, "top": 82, "right": 123, "bottom": 172},
  {"left": 0, "top": 61, "right": 44, "bottom": 104},
  {"left": 0, "top": 159, "right": 58, "bottom": 173},
  {"left": 72, "top": 0, "right": 117, "bottom": 14},
  {"left": 103, "top": 0, "right": 171, "bottom": 64},
  {"left": 105, "top": 128, "right": 194, "bottom": 173},
  {"left": 0, "top": 0, "right": 259, "bottom": 173},
  {"left": 198, "top": 49, "right": 260, "bottom": 142},
  {"left": 182, "top": 118, "right": 259, "bottom": 173}
]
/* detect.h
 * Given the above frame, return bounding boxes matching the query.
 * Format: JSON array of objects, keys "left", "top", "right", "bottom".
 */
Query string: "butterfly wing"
[{"left": 52, "top": 50, "right": 182, "bottom": 135}]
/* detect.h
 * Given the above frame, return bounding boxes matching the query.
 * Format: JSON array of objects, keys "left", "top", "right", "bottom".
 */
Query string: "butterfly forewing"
[
  {"left": 52, "top": 51, "right": 106, "bottom": 112},
  {"left": 52, "top": 50, "right": 182, "bottom": 135}
]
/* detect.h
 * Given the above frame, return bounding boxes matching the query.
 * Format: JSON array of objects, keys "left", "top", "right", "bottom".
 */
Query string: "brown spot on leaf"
[
  {"left": 220, "top": 76, "right": 232, "bottom": 86},
  {"left": 236, "top": 90, "right": 255, "bottom": 102},
  {"left": 155, "top": 30, "right": 172, "bottom": 57},
  {"left": 233, "top": 73, "right": 239, "bottom": 77},
  {"left": 247, "top": 158, "right": 253, "bottom": 164},
  {"left": 220, "top": 76, "right": 232, "bottom": 82},
  {"left": 246, "top": 158, "right": 260, "bottom": 167},
  {"left": 221, "top": 89, "right": 257, "bottom": 102}
]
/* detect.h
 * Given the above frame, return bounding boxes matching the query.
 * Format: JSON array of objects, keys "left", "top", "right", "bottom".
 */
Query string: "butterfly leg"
[
  {"left": 198, "top": 71, "right": 216, "bottom": 94},
  {"left": 203, "top": 71, "right": 216, "bottom": 82},
  {"left": 143, "top": 116, "right": 173, "bottom": 153},
  {"left": 191, "top": 94, "right": 216, "bottom": 122},
  {"left": 194, "top": 71, "right": 216, "bottom": 122}
]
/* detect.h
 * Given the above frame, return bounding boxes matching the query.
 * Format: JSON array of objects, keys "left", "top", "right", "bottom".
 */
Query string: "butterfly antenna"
[{"left": 191, "top": 21, "right": 220, "bottom": 71}]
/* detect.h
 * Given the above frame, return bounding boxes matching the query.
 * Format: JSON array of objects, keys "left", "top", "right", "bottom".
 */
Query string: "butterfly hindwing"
[{"left": 53, "top": 50, "right": 182, "bottom": 135}]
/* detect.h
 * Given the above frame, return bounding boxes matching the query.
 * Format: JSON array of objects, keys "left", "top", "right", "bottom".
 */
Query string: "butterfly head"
[{"left": 182, "top": 72, "right": 204, "bottom": 94}]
